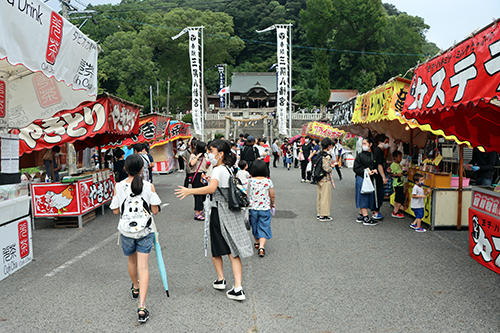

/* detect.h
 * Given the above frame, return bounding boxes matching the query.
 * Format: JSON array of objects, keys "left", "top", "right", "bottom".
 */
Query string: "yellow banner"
[{"left": 353, "top": 78, "right": 410, "bottom": 124}]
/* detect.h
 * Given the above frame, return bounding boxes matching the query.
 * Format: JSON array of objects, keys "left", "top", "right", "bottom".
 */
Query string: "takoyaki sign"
[{"left": 31, "top": 172, "right": 115, "bottom": 217}]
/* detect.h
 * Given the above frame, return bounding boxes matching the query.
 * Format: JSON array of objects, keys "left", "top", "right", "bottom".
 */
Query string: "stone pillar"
[{"left": 225, "top": 116, "right": 230, "bottom": 139}]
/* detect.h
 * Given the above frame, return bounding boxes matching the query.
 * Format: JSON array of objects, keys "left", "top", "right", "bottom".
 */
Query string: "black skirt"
[{"left": 210, "top": 207, "right": 231, "bottom": 257}]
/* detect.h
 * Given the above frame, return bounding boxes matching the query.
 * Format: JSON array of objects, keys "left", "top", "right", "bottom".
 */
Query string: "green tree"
[{"left": 300, "top": 0, "right": 334, "bottom": 113}]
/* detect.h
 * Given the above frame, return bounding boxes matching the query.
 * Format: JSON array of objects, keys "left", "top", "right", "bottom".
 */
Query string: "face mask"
[
  {"left": 383, "top": 143, "right": 389, "bottom": 149},
  {"left": 362, "top": 145, "right": 370, "bottom": 152},
  {"left": 305, "top": 139, "right": 309, "bottom": 143},
  {"left": 207, "top": 153, "right": 220, "bottom": 165}
]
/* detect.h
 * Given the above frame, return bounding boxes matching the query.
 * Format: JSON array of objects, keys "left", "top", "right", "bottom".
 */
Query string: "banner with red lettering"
[
  {"left": 469, "top": 208, "right": 500, "bottom": 275},
  {"left": 102, "top": 115, "right": 191, "bottom": 150},
  {"left": 0, "top": 0, "right": 99, "bottom": 128},
  {"left": 402, "top": 21, "right": 500, "bottom": 151},
  {"left": 18, "top": 94, "right": 141, "bottom": 155},
  {"left": 302, "top": 121, "right": 344, "bottom": 140}
]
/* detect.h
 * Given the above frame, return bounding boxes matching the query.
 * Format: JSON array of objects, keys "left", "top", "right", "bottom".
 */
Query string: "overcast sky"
[{"left": 47, "top": 0, "right": 500, "bottom": 50}]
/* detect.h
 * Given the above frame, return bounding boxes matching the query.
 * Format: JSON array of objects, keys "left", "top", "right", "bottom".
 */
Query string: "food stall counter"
[
  {"left": 31, "top": 169, "right": 115, "bottom": 228},
  {"left": 469, "top": 186, "right": 500, "bottom": 275}
]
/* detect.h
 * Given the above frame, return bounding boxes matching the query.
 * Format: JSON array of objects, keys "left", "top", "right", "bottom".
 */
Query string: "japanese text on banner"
[
  {"left": 276, "top": 26, "right": 289, "bottom": 136},
  {"left": 189, "top": 29, "right": 202, "bottom": 135}
]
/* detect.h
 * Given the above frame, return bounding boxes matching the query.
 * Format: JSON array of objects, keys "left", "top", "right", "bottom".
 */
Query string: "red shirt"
[{"left": 263, "top": 144, "right": 271, "bottom": 163}]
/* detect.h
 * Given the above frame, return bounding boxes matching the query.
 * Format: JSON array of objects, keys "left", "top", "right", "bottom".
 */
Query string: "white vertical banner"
[
  {"left": 189, "top": 28, "right": 202, "bottom": 135},
  {"left": 276, "top": 25, "right": 289, "bottom": 136}
]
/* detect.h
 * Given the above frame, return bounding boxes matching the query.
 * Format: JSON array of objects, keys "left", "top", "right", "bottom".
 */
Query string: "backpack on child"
[{"left": 118, "top": 193, "right": 153, "bottom": 239}]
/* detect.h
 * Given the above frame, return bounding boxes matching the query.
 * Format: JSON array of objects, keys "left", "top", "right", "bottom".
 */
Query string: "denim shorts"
[
  {"left": 121, "top": 233, "right": 154, "bottom": 256},
  {"left": 412, "top": 208, "right": 424, "bottom": 220}
]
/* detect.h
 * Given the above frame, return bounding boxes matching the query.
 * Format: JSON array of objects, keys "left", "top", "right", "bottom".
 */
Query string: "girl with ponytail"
[
  {"left": 110, "top": 154, "right": 161, "bottom": 323},
  {"left": 175, "top": 139, "right": 252, "bottom": 301}
]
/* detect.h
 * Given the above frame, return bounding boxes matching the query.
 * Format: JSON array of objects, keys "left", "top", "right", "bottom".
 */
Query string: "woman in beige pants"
[{"left": 316, "top": 138, "right": 335, "bottom": 221}]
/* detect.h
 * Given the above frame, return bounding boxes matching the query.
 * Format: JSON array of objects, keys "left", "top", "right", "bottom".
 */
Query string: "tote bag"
[{"left": 361, "top": 169, "right": 375, "bottom": 194}]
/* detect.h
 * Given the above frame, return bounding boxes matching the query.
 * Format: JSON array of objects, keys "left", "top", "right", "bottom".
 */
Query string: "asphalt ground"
[{"left": 1, "top": 165, "right": 499, "bottom": 332}]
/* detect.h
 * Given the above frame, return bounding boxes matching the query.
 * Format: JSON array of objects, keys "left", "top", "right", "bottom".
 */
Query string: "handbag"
[
  {"left": 188, "top": 157, "right": 203, "bottom": 184},
  {"left": 217, "top": 166, "right": 249, "bottom": 210},
  {"left": 361, "top": 169, "right": 375, "bottom": 194}
]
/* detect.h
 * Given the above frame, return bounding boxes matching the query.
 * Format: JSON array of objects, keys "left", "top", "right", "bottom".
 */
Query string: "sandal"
[
  {"left": 138, "top": 306, "right": 149, "bottom": 323},
  {"left": 258, "top": 248, "right": 266, "bottom": 258},
  {"left": 194, "top": 214, "right": 205, "bottom": 221},
  {"left": 254, "top": 242, "right": 260, "bottom": 249},
  {"left": 131, "top": 283, "right": 139, "bottom": 299}
]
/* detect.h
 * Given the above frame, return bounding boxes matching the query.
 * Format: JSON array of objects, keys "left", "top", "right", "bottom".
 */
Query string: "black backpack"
[
  {"left": 217, "top": 166, "right": 249, "bottom": 210},
  {"left": 312, "top": 152, "right": 327, "bottom": 182}
]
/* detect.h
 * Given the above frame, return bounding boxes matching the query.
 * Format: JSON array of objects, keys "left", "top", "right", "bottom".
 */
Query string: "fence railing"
[{"left": 175, "top": 112, "right": 331, "bottom": 122}]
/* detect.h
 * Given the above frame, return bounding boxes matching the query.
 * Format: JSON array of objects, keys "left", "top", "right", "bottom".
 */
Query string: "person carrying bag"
[{"left": 353, "top": 137, "right": 378, "bottom": 226}]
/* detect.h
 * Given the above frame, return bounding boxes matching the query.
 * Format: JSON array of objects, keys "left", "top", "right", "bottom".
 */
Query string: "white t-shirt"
[
  {"left": 110, "top": 179, "right": 162, "bottom": 211},
  {"left": 236, "top": 169, "right": 250, "bottom": 186},
  {"left": 211, "top": 165, "right": 231, "bottom": 188},
  {"left": 411, "top": 185, "right": 425, "bottom": 209}
]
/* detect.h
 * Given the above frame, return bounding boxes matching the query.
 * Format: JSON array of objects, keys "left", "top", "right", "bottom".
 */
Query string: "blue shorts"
[
  {"left": 121, "top": 233, "right": 154, "bottom": 256},
  {"left": 412, "top": 208, "right": 424, "bottom": 220}
]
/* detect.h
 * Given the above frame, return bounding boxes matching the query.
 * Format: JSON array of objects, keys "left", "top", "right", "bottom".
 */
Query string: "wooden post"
[{"left": 457, "top": 144, "right": 464, "bottom": 230}]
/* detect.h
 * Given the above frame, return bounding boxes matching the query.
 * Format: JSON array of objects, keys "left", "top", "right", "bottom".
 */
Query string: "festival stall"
[
  {"left": 103, "top": 115, "right": 191, "bottom": 174},
  {"left": 402, "top": 19, "right": 500, "bottom": 269},
  {"left": 21, "top": 93, "right": 141, "bottom": 228},
  {"left": 0, "top": 0, "right": 99, "bottom": 280},
  {"left": 301, "top": 121, "right": 344, "bottom": 140}
]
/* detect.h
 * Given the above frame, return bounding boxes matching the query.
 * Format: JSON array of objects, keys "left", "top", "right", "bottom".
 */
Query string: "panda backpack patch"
[{"left": 118, "top": 193, "right": 152, "bottom": 239}]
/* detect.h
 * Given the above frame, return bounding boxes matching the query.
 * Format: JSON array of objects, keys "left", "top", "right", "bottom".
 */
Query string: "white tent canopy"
[{"left": 0, "top": 0, "right": 99, "bottom": 128}]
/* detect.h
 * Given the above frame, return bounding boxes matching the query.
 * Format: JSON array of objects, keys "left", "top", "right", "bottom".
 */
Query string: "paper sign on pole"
[{"left": 276, "top": 25, "right": 289, "bottom": 136}]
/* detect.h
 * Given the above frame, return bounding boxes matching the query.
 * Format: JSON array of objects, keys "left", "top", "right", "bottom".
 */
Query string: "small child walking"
[
  {"left": 236, "top": 160, "right": 251, "bottom": 187},
  {"left": 390, "top": 150, "right": 405, "bottom": 219},
  {"left": 248, "top": 160, "right": 275, "bottom": 257},
  {"left": 285, "top": 144, "right": 293, "bottom": 171},
  {"left": 411, "top": 173, "right": 431, "bottom": 232}
]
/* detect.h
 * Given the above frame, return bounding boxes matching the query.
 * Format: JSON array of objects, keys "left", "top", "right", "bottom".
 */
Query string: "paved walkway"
[{"left": 1, "top": 166, "right": 499, "bottom": 332}]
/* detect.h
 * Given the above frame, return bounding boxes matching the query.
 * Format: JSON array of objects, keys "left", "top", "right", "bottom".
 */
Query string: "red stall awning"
[
  {"left": 402, "top": 20, "right": 500, "bottom": 152},
  {"left": 18, "top": 93, "right": 141, "bottom": 155}
]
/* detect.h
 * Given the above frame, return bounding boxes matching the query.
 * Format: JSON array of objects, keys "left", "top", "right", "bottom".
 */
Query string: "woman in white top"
[
  {"left": 176, "top": 140, "right": 252, "bottom": 301},
  {"left": 110, "top": 154, "right": 161, "bottom": 324}
]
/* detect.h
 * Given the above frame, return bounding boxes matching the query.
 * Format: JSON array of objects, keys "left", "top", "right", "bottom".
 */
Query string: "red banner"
[
  {"left": 469, "top": 208, "right": 500, "bottom": 275},
  {"left": 102, "top": 115, "right": 191, "bottom": 150},
  {"left": 18, "top": 94, "right": 141, "bottom": 155},
  {"left": 403, "top": 22, "right": 500, "bottom": 151}
]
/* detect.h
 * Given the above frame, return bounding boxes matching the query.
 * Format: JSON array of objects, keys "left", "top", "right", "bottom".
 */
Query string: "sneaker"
[
  {"left": 415, "top": 227, "right": 427, "bottom": 233},
  {"left": 391, "top": 212, "right": 404, "bottom": 219},
  {"left": 319, "top": 216, "right": 333, "bottom": 221},
  {"left": 372, "top": 212, "right": 384, "bottom": 220},
  {"left": 409, "top": 223, "right": 417, "bottom": 229},
  {"left": 317, "top": 215, "right": 321, "bottom": 220},
  {"left": 301, "top": 179, "right": 305, "bottom": 183},
  {"left": 363, "top": 216, "right": 378, "bottom": 226},
  {"left": 213, "top": 279, "right": 227, "bottom": 290},
  {"left": 305, "top": 179, "right": 311, "bottom": 183},
  {"left": 226, "top": 287, "right": 246, "bottom": 301},
  {"left": 310, "top": 181, "right": 317, "bottom": 185},
  {"left": 356, "top": 214, "right": 364, "bottom": 223}
]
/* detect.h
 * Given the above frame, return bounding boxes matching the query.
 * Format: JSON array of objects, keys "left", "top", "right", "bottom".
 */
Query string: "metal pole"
[
  {"left": 150, "top": 86, "right": 153, "bottom": 114},
  {"left": 457, "top": 144, "right": 464, "bottom": 230},
  {"left": 201, "top": 26, "right": 205, "bottom": 142},
  {"left": 288, "top": 24, "right": 292, "bottom": 138},
  {"left": 167, "top": 77, "right": 170, "bottom": 115},
  {"left": 156, "top": 80, "right": 159, "bottom": 113}
]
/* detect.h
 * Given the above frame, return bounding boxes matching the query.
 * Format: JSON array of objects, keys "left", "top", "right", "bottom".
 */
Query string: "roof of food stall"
[
  {"left": 18, "top": 93, "right": 142, "bottom": 155},
  {"left": 0, "top": 0, "right": 99, "bottom": 128},
  {"left": 102, "top": 114, "right": 191, "bottom": 150},
  {"left": 402, "top": 19, "right": 500, "bottom": 152},
  {"left": 301, "top": 121, "right": 344, "bottom": 140}
]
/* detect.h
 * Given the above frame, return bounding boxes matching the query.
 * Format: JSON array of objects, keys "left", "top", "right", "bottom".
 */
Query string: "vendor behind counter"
[
  {"left": 43, "top": 146, "right": 62, "bottom": 182},
  {"left": 469, "top": 148, "right": 498, "bottom": 186}
]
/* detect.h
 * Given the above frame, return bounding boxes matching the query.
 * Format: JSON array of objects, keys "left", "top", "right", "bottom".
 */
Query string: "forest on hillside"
[{"left": 74, "top": 0, "right": 440, "bottom": 112}]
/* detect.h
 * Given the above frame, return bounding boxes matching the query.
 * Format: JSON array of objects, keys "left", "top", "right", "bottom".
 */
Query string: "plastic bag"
[
  {"left": 306, "top": 161, "right": 312, "bottom": 172},
  {"left": 361, "top": 169, "right": 375, "bottom": 194}
]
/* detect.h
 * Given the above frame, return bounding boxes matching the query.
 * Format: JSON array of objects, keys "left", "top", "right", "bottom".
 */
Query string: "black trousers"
[
  {"left": 178, "top": 156, "right": 185, "bottom": 170},
  {"left": 192, "top": 172, "right": 207, "bottom": 211},
  {"left": 334, "top": 165, "right": 343, "bottom": 179},
  {"left": 300, "top": 160, "right": 311, "bottom": 181},
  {"left": 273, "top": 152, "right": 279, "bottom": 167},
  {"left": 184, "top": 173, "right": 192, "bottom": 188}
]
